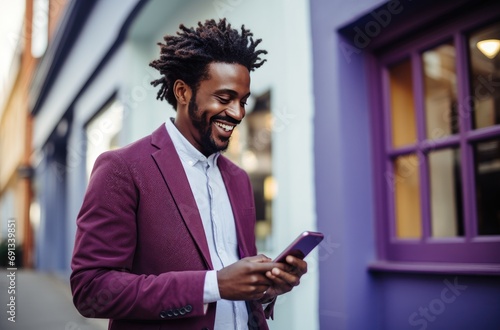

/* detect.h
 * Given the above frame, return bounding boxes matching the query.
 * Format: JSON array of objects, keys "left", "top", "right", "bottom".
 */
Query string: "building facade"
[
  {"left": 0, "top": 0, "right": 68, "bottom": 268},
  {"left": 312, "top": 0, "right": 500, "bottom": 329}
]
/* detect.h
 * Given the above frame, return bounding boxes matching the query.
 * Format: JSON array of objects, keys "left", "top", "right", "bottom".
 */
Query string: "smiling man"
[{"left": 70, "top": 19, "right": 307, "bottom": 330}]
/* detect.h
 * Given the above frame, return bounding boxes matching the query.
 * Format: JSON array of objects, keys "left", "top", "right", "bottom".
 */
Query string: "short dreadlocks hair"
[{"left": 149, "top": 18, "right": 267, "bottom": 109}]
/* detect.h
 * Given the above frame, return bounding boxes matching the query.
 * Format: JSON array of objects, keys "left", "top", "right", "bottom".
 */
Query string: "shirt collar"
[{"left": 165, "top": 118, "right": 220, "bottom": 168}]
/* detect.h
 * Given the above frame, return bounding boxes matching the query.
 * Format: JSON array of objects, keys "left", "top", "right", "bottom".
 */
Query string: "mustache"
[{"left": 211, "top": 115, "right": 241, "bottom": 125}]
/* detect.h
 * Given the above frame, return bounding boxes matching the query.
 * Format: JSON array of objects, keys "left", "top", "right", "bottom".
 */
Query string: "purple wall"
[
  {"left": 375, "top": 273, "right": 500, "bottom": 329},
  {"left": 310, "top": 0, "right": 384, "bottom": 328},
  {"left": 309, "top": 0, "right": 500, "bottom": 329}
]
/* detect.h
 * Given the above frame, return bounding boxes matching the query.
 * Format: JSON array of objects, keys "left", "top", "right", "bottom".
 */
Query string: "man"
[{"left": 71, "top": 19, "right": 307, "bottom": 330}]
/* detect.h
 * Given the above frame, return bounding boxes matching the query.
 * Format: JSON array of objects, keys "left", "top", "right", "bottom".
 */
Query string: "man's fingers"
[
  {"left": 268, "top": 266, "right": 301, "bottom": 287},
  {"left": 246, "top": 254, "right": 271, "bottom": 263},
  {"left": 251, "top": 261, "right": 281, "bottom": 273},
  {"left": 242, "top": 257, "right": 284, "bottom": 273},
  {"left": 285, "top": 256, "right": 308, "bottom": 276}
]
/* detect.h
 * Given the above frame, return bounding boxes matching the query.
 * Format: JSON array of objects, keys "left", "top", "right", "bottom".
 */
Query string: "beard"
[{"left": 188, "top": 96, "right": 231, "bottom": 156}]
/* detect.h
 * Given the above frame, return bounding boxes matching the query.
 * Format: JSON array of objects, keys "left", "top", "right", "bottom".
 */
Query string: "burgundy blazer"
[{"left": 70, "top": 124, "right": 273, "bottom": 330}]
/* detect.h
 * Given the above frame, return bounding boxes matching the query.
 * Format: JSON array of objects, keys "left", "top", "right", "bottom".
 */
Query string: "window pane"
[
  {"left": 394, "top": 154, "right": 422, "bottom": 238},
  {"left": 86, "top": 100, "right": 123, "bottom": 180},
  {"left": 474, "top": 139, "right": 500, "bottom": 235},
  {"left": 469, "top": 22, "right": 500, "bottom": 129},
  {"left": 428, "top": 148, "right": 464, "bottom": 237},
  {"left": 423, "top": 42, "right": 458, "bottom": 139},
  {"left": 389, "top": 59, "right": 417, "bottom": 147}
]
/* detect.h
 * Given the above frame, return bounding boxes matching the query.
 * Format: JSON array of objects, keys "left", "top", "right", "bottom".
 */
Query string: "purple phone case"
[{"left": 273, "top": 231, "right": 324, "bottom": 262}]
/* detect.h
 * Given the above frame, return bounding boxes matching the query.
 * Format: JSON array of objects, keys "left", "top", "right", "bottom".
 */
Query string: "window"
[
  {"left": 372, "top": 5, "right": 500, "bottom": 268},
  {"left": 224, "top": 91, "right": 274, "bottom": 251},
  {"left": 85, "top": 99, "right": 124, "bottom": 180}
]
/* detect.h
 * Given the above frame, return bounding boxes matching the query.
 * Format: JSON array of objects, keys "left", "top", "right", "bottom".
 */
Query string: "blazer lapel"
[{"left": 150, "top": 125, "right": 214, "bottom": 270}]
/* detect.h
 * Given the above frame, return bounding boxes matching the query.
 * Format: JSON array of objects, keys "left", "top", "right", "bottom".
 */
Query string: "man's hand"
[
  {"left": 217, "top": 254, "right": 308, "bottom": 302},
  {"left": 217, "top": 255, "right": 279, "bottom": 301},
  {"left": 258, "top": 255, "right": 308, "bottom": 303}
]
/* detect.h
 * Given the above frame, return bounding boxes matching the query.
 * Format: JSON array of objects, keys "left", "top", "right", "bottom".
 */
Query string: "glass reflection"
[
  {"left": 389, "top": 59, "right": 417, "bottom": 147},
  {"left": 474, "top": 139, "right": 500, "bottom": 235},
  {"left": 394, "top": 154, "right": 422, "bottom": 238},
  {"left": 469, "top": 22, "right": 500, "bottom": 129},
  {"left": 423, "top": 42, "right": 458, "bottom": 139},
  {"left": 428, "top": 148, "right": 463, "bottom": 237}
]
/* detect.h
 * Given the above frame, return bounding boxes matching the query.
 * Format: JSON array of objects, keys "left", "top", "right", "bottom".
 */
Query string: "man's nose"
[{"left": 225, "top": 101, "right": 245, "bottom": 121}]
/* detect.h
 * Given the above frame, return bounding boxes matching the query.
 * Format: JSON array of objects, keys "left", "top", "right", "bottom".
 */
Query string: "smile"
[{"left": 214, "top": 121, "right": 235, "bottom": 132}]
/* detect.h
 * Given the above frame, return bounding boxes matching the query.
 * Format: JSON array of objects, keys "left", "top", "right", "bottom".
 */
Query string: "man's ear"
[{"left": 173, "top": 79, "right": 192, "bottom": 106}]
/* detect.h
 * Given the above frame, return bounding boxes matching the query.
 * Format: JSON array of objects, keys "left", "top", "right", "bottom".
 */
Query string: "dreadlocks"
[{"left": 149, "top": 18, "right": 267, "bottom": 109}]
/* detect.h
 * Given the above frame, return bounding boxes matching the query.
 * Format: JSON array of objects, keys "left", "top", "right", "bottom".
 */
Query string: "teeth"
[{"left": 215, "top": 122, "right": 235, "bottom": 132}]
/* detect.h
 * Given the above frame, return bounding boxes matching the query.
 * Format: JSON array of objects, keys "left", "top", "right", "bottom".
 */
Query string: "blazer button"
[
  {"left": 179, "top": 307, "right": 186, "bottom": 315},
  {"left": 185, "top": 304, "right": 193, "bottom": 313},
  {"left": 167, "top": 310, "right": 174, "bottom": 317},
  {"left": 173, "top": 309, "right": 179, "bottom": 316},
  {"left": 159, "top": 311, "right": 167, "bottom": 319}
]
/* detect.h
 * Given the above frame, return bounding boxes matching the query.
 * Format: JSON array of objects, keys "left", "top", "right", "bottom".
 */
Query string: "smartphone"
[{"left": 273, "top": 231, "right": 324, "bottom": 263}]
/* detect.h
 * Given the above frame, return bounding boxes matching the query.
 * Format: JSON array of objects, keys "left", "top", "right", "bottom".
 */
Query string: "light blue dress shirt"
[{"left": 165, "top": 119, "right": 248, "bottom": 329}]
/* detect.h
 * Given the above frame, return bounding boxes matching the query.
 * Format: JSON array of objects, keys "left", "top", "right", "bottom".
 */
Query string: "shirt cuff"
[
  {"left": 203, "top": 270, "right": 221, "bottom": 304},
  {"left": 261, "top": 296, "right": 276, "bottom": 309}
]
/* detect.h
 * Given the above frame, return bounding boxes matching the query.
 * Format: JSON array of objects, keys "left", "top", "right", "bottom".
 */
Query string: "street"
[{"left": 0, "top": 269, "right": 107, "bottom": 330}]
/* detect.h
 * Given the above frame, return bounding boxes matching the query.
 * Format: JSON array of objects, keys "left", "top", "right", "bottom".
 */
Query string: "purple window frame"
[{"left": 368, "top": 2, "right": 500, "bottom": 274}]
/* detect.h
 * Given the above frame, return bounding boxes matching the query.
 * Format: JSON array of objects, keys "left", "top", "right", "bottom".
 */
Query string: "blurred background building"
[
  {"left": 1, "top": 0, "right": 499, "bottom": 329},
  {"left": 0, "top": 0, "right": 68, "bottom": 268}
]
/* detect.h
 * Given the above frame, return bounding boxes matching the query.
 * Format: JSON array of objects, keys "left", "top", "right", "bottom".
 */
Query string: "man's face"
[{"left": 177, "top": 62, "right": 251, "bottom": 156}]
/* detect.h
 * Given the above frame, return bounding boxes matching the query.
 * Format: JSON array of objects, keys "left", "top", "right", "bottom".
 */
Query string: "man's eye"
[
  {"left": 240, "top": 101, "right": 247, "bottom": 107},
  {"left": 217, "top": 97, "right": 230, "bottom": 104}
]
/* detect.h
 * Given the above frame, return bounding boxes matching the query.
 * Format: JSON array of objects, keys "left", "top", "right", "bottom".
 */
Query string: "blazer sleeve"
[{"left": 70, "top": 151, "right": 207, "bottom": 321}]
